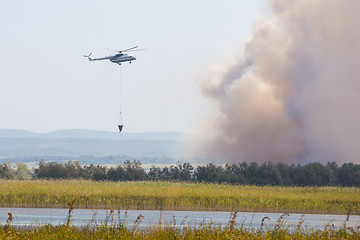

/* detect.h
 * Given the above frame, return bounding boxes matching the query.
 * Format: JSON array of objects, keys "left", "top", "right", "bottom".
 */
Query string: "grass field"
[{"left": 0, "top": 180, "right": 359, "bottom": 214}]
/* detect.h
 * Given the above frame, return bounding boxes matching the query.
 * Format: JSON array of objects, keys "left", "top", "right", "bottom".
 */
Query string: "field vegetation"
[
  {"left": 0, "top": 180, "right": 359, "bottom": 214},
  {"left": 1, "top": 210, "right": 359, "bottom": 239}
]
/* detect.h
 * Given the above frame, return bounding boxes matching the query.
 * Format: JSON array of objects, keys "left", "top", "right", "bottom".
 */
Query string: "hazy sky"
[{"left": 0, "top": 0, "right": 265, "bottom": 133}]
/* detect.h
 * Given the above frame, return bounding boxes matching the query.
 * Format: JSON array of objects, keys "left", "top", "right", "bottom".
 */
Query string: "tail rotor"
[{"left": 83, "top": 53, "right": 93, "bottom": 61}]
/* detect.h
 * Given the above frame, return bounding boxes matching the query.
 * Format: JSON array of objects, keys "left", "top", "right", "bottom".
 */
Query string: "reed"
[
  {"left": 0, "top": 180, "right": 359, "bottom": 214},
  {"left": 1, "top": 224, "right": 359, "bottom": 240},
  {"left": 1, "top": 211, "right": 359, "bottom": 240}
]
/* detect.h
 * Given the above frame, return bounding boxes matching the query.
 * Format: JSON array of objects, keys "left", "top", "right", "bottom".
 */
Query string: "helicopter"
[{"left": 83, "top": 46, "right": 143, "bottom": 65}]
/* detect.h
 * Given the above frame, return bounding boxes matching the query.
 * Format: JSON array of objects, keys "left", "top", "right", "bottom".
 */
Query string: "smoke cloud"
[{"left": 198, "top": 0, "right": 360, "bottom": 164}]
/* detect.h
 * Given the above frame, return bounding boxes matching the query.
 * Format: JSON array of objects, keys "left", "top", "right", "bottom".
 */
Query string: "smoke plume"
[{"left": 198, "top": 0, "right": 360, "bottom": 164}]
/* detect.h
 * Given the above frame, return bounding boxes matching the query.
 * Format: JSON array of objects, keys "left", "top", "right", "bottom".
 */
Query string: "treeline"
[{"left": 1, "top": 160, "right": 360, "bottom": 187}]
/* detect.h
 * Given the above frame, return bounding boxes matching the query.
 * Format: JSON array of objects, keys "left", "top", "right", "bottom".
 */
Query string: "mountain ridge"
[
  {"left": 0, "top": 128, "right": 192, "bottom": 159},
  {"left": 0, "top": 128, "right": 191, "bottom": 141}
]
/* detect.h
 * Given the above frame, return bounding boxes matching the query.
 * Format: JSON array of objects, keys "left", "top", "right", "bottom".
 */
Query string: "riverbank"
[
  {"left": 0, "top": 180, "right": 359, "bottom": 214},
  {"left": 1, "top": 216, "right": 359, "bottom": 240}
]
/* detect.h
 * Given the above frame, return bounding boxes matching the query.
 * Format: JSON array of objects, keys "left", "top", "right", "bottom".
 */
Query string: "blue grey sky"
[{"left": 0, "top": 0, "right": 265, "bottom": 133}]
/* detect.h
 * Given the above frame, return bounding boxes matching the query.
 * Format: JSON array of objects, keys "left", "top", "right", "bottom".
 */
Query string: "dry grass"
[{"left": 0, "top": 180, "right": 359, "bottom": 214}]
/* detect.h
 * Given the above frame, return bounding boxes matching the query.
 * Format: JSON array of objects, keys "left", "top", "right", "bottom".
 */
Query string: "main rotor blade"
[
  {"left": 125, "top": 48, "right": 146, "bottom": 52},
  {"left": 106, "top": 46, "right": 140, "bottom": 53},
  {"left": 121, "top": 46, "right": 138, "bottom": 52}
]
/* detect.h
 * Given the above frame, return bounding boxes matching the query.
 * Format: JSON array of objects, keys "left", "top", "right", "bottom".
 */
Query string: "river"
[{"left": 0, "top": 208, "right": 359, "bottom": 231}]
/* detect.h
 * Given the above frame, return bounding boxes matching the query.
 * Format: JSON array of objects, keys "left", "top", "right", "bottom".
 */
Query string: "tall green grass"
[{"left": 0, "top": 180, "right": 359, "bottom": 214}]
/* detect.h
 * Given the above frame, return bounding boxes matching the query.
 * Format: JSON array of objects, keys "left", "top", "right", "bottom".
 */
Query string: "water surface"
[{"left": 0, "top": 208, "right": 359, "bottom": 231}]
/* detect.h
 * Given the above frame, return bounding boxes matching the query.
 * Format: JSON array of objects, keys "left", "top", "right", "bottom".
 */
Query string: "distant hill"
[
  {"left": 0, "top": 129, "right": 194, "bottom": 163},
  {"left": 0, "top": 129, "right": 190, "bottom": 141}
]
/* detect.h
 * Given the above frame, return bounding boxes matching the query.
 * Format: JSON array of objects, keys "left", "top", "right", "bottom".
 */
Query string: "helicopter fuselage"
[
  {"left": 84, "top": 46, "right": 140, "bottom": 65},
  {"left": 109, "top": 53, "right": 136, "bottom": 64}
]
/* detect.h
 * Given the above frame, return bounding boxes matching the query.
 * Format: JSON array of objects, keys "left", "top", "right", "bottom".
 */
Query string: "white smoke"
[{"left": 198, "top": 0, "right": 360, "bottom": 164}]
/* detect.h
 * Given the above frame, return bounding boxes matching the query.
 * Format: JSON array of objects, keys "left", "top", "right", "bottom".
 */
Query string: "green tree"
[
  {"left": 337, "top": 163, "right": 360, "bottom": 186},
  {"left": 0, "top": 162, "right": 15, "bottom": 179},
  {"left": 15, "top": 162, "right": 32, "bottom": 180},
  {"left": 123, "top": 160, "right": 146, "bottom": 181}
]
